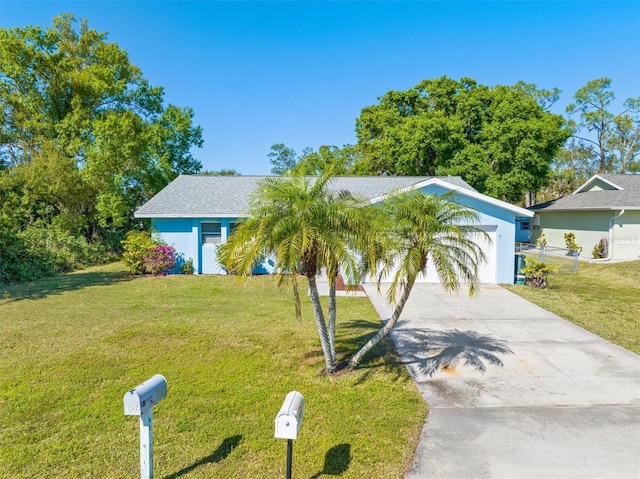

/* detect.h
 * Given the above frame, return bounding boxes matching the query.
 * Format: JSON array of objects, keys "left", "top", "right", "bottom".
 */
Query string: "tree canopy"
[
  {"left": 353, "top": 76, "right": 570, "bottom": 203},
  {"left": 0, "top": 14, "right": 203, "bottom": 282},
  {"left": 268, "top": 143, "right": 356, "bottom": 176},
  {"left": 0, "top": 14, "right": 202, "bottom": 236},
  {"left": 566, "top": 77, "right": 640, "bottom": 174}
]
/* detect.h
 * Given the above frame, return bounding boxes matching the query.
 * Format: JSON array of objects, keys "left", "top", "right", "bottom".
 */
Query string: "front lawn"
[
  {"left": 505, "top": 260, "right": 640, "bottom": 354},
  {"left": 0, "top": 263, "right": 426, "bottom": 478}
]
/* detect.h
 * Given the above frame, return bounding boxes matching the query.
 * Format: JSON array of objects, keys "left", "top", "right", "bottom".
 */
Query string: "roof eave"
[
  {"left": 534, "top": 206, "right": 640, "bottom": 212},
  {"left": 369, "top": 178, "right": 534, "bottom": 217},
  {"left": 573, "top": 174, "right": 624, "bottom": 194},
  {"left": 134, "top": 213, "right": 248, "bottom": 219}
]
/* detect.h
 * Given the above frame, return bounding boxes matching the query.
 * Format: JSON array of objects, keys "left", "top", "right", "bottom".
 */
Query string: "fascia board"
[
  {"left": 536, "top": 206, "right": 640, "bottom": 212},
  {"left": 573, "top": 174, "right": 623, "bottom": 194},
  {"left": 369, "top": 178, "right": 534, "bottom": 218},
  {"left": 134, "top": 213, "right": 248, "bottom": 219}
]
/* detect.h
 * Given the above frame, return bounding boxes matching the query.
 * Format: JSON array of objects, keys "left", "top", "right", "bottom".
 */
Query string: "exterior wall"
[
  {"left": 532, "top": 210, "right": 640, "bottom": 260},
  {"left": 152, "top": 218, "right": 199, "bottom": 273},
  {"left": 153, "top": 218, "right": 242, "bottom": 274},
  {"left": 417, "top": 184, "right": 519, "bottom": 284},
  {"left": 582, "top": 178, "right": 616, "bottom": 192},
  {"left": 611, "top": 211, "right": 640, "bottom": 260}
]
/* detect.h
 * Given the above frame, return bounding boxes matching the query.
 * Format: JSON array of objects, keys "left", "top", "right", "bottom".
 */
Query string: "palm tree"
[
  {"left": 347, "top": 190, "right": 488, "bottom": 369},
  {"left": 217, "top": 172, "right": 375, "bottom": 373}
]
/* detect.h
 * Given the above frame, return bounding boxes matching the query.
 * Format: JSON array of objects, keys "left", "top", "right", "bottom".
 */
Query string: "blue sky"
[{"left": 1, "top": 1, "right": 638, "bottom": 174}]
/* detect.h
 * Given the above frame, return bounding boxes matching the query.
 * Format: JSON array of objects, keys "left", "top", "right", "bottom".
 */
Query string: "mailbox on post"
[
  {"left": 274, "top": 391, "right": 304, "bottom": 440},
  {"left": 124, "top": 374, "right": 167, "bottom": 416},
  {"left": 274, "top": 391, "right": 304, "bottom": 479},
  {"left": 123, "top": 374, "right": 167, "bottom": 479}
]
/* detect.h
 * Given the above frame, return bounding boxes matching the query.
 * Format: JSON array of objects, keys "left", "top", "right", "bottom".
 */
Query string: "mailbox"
[
  {"left": 274, "top": 391, "right": 304, "bottom": 440},
  {"left": 123, "top": 374, "right": 167, "bottom": 416}
]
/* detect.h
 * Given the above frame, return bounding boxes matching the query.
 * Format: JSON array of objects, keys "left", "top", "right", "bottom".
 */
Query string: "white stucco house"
[{"left": 134, "top": 175, "right": 533, "bottom": 284}]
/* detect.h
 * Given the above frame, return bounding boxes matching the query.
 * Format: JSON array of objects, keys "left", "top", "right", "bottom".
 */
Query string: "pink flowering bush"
[{"left": 143, "top": 245, "right": 176, "bottom": 276}]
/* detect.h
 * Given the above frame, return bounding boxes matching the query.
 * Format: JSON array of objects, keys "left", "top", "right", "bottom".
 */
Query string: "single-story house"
[
  {"left": 529, "top": 174, "right": 640, "bottom": 261},
  {"left": 134, "top": 175, "right": 533, "bottom": 284}
]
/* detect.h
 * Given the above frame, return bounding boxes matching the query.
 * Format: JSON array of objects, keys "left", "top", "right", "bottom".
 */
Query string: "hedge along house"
[
  {"left": 134, "top": 175, "right": 533, "bottom": 284},
  {"left": 529, "top": 174, "right": 640, "bottom": 261}
]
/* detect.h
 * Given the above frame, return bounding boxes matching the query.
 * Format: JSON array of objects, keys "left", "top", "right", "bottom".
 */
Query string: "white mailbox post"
[
  {"left": 274, "top": 391, "right": 304, "bottom": 479},
  {"left": 124, "top": 374, "right": 167, "bottom": 479}
]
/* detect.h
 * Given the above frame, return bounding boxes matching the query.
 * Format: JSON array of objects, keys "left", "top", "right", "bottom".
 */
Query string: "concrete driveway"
[{"left": 363, "top": 283, "right": 640, "bottom": 479}]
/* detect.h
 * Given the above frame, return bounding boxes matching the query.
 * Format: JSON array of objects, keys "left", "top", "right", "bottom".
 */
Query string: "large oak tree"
[
  {"left": 353, "top": 77, "right": 570, "bottom": 204},
  {"left": 0, "top": 14, "right": 203, "bottom": 243}
]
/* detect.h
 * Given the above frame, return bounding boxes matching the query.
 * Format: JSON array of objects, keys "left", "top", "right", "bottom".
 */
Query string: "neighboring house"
[
  {"left": 134, "top": 175, "right": 533, "bottom": 284},
  {"left": 529, "top": 174, "right": 640, "bottom": 261}
]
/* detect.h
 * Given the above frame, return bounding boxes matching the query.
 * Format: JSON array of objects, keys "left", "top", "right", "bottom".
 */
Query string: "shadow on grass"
[
  {"left": 0, "top": 269, "right": 129, "bottom": 302},
  {"left": 336, "top": 319, "right": 411, "bottom": 383},
  {"left": 164, "top": 435, "right": 242, "bottom": 479},
  {"left": 393, "top": 328, "right": 512, "bottom": 377},
  {"left": 309, "top": 443, "right": 351, "bottom": 478}
]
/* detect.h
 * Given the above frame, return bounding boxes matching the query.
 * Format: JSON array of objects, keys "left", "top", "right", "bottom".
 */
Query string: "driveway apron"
[{"left": 363, "top": 283, "right": 640, "bottom": 479}]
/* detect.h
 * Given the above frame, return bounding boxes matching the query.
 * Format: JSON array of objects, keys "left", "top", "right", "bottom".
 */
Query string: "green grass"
[
  {"left": 0, "top": 263, "right": 426, "bottom": 478},
  {"left": 505, "top": 260, "right": 640, "bottom": 354}
]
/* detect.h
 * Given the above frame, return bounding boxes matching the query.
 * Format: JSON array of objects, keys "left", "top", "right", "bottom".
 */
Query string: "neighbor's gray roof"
[
  {"left": 135, "top": 175, "right": 477, "bottom": 218},
  {"left": 530, "top": 174, "right": 640, "bottom": 212}
]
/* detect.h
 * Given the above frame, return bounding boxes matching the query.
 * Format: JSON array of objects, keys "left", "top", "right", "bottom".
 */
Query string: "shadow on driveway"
[{"left": 393, "top": 328, "right": 513, "bottom": 378}]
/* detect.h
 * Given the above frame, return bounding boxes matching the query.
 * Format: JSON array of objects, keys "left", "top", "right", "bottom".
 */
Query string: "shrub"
[
  {"left": 0, "top": 227, "right": 54, "bottom": 284},
  {"left": 143, "top": 244, "right": 176, "bottom": 276},
  {"left": 121, "top": 231, "right": 154, "bottom": 275},
  {"left": 521, "top": 258, "right": 559, "bottom": 289},
  {"left": 564, "top": 232, "right": 582, "bottom": 254},
  {"left": 180, "top": 258, "right": 194, "bottom": 274},
  {"left": 20, "top": 225, "right": 107, "bottom": 272},
  {"left": 1, "top": 225, "right": 108, "bottom": 284},
  {"left": 592, "top": 238, "right": 608, "bottom": 259},
  {"left": 536, "top": 232, "right": 547, "bottom": 248}
]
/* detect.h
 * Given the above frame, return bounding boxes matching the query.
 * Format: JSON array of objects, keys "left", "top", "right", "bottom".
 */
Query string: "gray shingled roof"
[
  {"left": 134, "top": 175, "right": 477, "bottom": 218},
  {"left": 530, "top": 174, "right": 640, "bottom": 211},
  {"left": 599, "top": 174, "right": 640, "bottom": 190}
]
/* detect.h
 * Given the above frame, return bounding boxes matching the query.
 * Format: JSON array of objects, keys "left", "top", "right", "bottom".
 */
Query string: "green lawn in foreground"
[
  {"left": 505, "top": 260, "right": 640, "bottom": 354},
  {"left": 0, "top": 263, "right": 426, "bottom": 478}
]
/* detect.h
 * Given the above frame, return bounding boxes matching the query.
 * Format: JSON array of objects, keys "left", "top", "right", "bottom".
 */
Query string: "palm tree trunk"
[
  {"left": 328, "top": 277, "right": 337, "bottom": 365},
  {"left": 292, "top": 277, "right": 302, "bottom": 323},
  {"left": 307, "top": 274, "right": 336, "bottom": 372},
  {"left": 347, "top": 275, "right": 417, "bottom": 369}
]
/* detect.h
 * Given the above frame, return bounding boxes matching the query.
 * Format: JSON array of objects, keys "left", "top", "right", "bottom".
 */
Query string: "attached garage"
[
  {"left": 373, "top": 225, "right": 497, "bottom": 285},
  {"left": 135, "top": 175, "right": 532, "bottom": 284}
]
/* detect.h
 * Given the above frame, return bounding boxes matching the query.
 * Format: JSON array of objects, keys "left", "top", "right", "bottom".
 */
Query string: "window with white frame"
[{"left": 201, "top": 222, "right": 221, "bottom": 244}]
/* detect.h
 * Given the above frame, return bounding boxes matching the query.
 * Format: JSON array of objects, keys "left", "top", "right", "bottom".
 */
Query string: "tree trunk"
[
  {"left": 292, "top": 277, "right": 302, "bottom": 323},
  {"left": 598, "top": 120, "right": 608, "bottom": 173},
  {"left": 328, "top": 282, "right": 337, "bottom": 364},
  {"left": 307, "top": 274, "right": 336, "bottom": 372},
  {"left": 347, "top": 275, "right": 417, "bottom": 369}
]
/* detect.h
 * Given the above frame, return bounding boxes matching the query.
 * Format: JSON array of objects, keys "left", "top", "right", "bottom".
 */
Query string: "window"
[
  {"left": 520, "top": 221, "right": 531, "bottom": 231},
  {"left": 229, "top": 222, "right": 237, "bottom": 236},
  {"left": 201, "top": 222, "right": 221, "bottom": 244}
]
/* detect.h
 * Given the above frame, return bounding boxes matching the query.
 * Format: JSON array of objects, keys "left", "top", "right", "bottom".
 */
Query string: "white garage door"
[{"left": 375, "top": 225, "right": 497, "bottom": 284}]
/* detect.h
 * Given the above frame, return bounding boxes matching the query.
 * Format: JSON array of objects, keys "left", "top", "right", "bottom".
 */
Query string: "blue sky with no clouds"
[{"left": 1, "top": 1, "right": 638, "bottom": 174}]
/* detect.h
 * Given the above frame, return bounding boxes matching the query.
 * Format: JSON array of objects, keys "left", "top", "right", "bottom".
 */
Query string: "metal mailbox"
[
  {"left": 123, "top": 374, "right": 167, "bottom": 416},
  {"left": 274, "top": 391, "right": 304, "bottom": 440}
]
